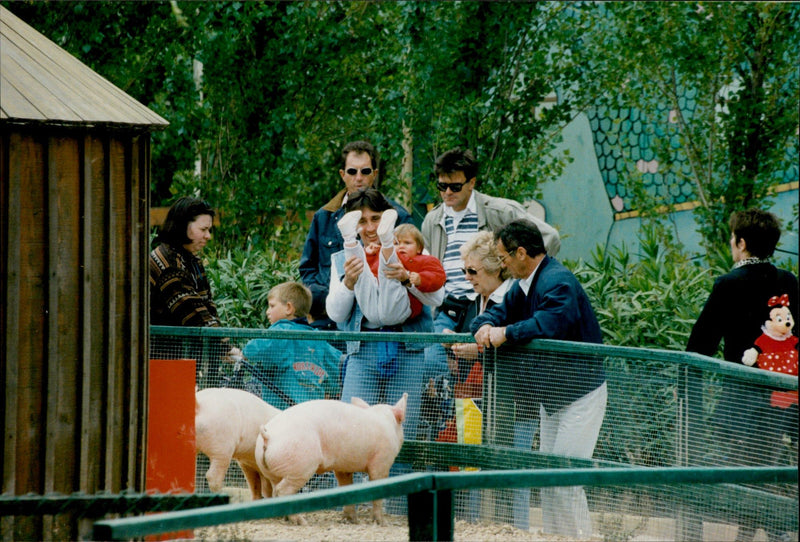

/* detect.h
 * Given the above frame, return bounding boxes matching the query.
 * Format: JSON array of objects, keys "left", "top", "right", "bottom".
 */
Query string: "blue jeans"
[
  {"left": 340, "top": 340, "right": 425, "bottom": 515},
  {"left": 425, "top": 310, "right": 459, "bottom": 380},
  {"left": 513, "top": 417, "right": 539, "bottom": 531},
  {"left": 340, "top": 339, "right": 426, "bottom": 447}
]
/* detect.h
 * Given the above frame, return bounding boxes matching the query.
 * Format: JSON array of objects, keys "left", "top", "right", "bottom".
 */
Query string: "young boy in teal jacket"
[{"left": 240, "top": 281, "right": 343, "bottom": 409}]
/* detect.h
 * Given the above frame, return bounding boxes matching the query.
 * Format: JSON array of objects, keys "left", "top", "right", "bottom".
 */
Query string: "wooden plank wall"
[{"left": 1, "top": 126, "right": 150, "bottom": 541}]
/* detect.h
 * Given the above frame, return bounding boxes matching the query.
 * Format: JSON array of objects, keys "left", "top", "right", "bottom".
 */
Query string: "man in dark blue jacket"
[
  {"left": 471, "top": 218, "right": 607, "bottom": 538},
  {"left": 299, "top": 140, "right": 413, "bottom": 329}
]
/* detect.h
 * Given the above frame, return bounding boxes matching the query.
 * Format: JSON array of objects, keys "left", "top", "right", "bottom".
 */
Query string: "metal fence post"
[
  {"left": 484, "top": 347, "right": 516, "bottom": 522},
  {"left": 675, "top": 365, "right": 704, "bottom": 540},
  {"left": 408, "top": 488, "right": 453, "bottom": 541}
]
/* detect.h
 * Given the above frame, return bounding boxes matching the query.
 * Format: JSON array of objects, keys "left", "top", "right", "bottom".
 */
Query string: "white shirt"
[
  {"left": 519, "top": 259, "right": 543, "bottom": 296},
  {"left": 439, "top": 192, "right": 478, "bottom": 229}
]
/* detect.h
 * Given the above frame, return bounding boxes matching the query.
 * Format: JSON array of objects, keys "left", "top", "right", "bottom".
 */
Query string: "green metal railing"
[
  {"left": 92, "top": 465, "right": 797, "bottom": 541},
  {"left": 7, "top": 327, "right": 796, "bottom": 540},
  {"left": 149, "top": 325, "right": 798, "bottom": 390},
  {"left": 0, "top": 491, "right": 228, "bottom": 517}
]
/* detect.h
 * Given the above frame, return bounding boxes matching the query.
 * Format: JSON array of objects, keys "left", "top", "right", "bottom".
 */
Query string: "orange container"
[{"left": 145, "top": 359, "right": 197, "bottom": 540}]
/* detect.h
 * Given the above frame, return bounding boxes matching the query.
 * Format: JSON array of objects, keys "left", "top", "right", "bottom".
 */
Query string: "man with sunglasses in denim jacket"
[
  {"left": 421, "top": 148, "right": 560, "bottom": 356},
  {"left": 300, "top": 140, "right": 413, "bottom": 330}
]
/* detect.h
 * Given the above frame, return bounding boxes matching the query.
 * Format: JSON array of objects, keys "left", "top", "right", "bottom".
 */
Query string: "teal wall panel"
[{"left": 538, "top": 113, "right": 614, "bottom": 263}]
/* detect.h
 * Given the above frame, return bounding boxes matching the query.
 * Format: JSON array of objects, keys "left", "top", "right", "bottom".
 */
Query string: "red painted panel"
[{"left": 146, "top": 359, "right": 196, "bottom": 540}]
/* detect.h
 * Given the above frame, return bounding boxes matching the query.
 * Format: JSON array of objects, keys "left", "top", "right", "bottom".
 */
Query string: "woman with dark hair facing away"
[
  {"left": 687, "top": 208, "right": 798, "bottom": 541},
  {"left": 150, "top": 196, "right": 220, "bottom": 328}
]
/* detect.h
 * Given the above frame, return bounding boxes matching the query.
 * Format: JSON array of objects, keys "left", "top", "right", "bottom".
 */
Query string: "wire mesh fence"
[{"left": 152, "top": 325, "right": 798, "bottom": 541}]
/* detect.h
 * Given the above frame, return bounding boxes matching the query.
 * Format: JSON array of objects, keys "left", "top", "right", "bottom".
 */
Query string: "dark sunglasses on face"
[
  {"left": 346, "top": 167, "right": 373, "bottom": 176},
  {"left": 461, "top": 267, "right": 483, "bottom": 275},
  {"left": 437, "top": 181, "right": 467, "bottom": 193}
]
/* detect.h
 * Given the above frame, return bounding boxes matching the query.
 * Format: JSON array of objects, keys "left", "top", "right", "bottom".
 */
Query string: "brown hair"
[
  {"left": 495, "top": 219, "right": 546, "bottom": 258},
  {"left": 155, "top": 196, "right": 215, "bottom": 249},
  {"left": 434, "top": 147, "right": 478, "bottom": 181},
  {"left": 268, "top": 281, "right": 312, "bottom": 318},
  {"left": 729, "top": 208, "right": 781, "bottom": 259},
  {"left": 393, "top": 223, "right": 424, "bottom": 252},
  {"left": 344, "top": 187, "right": 393, "bottom": 214},
  {"left": 341, "top": 140, "right": 378, "bottom": 170}
]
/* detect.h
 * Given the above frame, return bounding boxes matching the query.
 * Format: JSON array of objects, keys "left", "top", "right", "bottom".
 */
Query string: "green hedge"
[{"left": 207, "top": 226, "right": 722, "bottom": 349}]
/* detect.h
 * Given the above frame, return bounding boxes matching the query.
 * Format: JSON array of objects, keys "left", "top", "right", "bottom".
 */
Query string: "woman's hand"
[{"left": 450, "top": 342, "right": 481, "bottom": 361}]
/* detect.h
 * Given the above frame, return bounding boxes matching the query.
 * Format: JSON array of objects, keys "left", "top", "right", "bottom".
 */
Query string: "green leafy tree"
[
  {"left": 205, "top": 246, "right": 298, "bottom": 329},
  {"left": 563, "top": 2, "right": 800, "bottom": 262},
  {"left": 3, "top": 1, "right": 205, "bottom": 204},
  {"left": 7, "top": 1, "right": 797, "bottom": 261},
  {"left": 166, "top": 2, "right": 421, "bottom": 249},
  {"left": 395, "top": 2, "right": 576, "bottom": 205}
]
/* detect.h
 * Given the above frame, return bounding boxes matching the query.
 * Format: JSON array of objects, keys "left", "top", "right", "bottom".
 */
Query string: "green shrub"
[
  {"left": 208, "top": 224, "right": 724, "bottom": 342},
  {"left": 565, "top": 227, "right": 724, "bottom": 466},
  {"left": 568, "top": 227, "right": 720, "bottom": 351},
  {"left": 206, "top": 244, "right": 299, "bottom": 329}
]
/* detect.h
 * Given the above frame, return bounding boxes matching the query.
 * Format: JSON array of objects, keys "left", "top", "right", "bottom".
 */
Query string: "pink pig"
[
  {"left": 195, "top": 388, "right": 281, "bottom": 500},
  {"left": 254, "top": 393, "right": 407, "bottom": 526}
]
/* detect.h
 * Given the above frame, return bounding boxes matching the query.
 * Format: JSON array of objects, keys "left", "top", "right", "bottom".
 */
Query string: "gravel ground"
[
  {"left": 192, "top": 487, "right": 585, "bottom": 542},
  {"left": 190, "top": 487, "right": 795, "bottom": 542},
  {"left": 194, "top": 509, "right": 584, "bottom": 542}
]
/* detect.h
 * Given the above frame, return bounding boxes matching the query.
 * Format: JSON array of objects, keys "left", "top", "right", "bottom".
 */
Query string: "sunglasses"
[
  {"left": 345, "top": 167, "right": 373, "bottom": 176},
  {"left": 461, "top": 266, "right": 483, "bottom": 276},
  {"left": 437, "top": 181, "right": 467, "bottom": 193}
]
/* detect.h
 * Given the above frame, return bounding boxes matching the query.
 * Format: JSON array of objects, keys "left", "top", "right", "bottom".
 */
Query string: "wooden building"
[{"left": 1, "top": 5, "right": 168, "bottom": 540}]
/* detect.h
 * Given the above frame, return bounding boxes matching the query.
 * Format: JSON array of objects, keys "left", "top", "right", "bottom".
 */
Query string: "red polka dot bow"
[{"left": 768, "top": 293, "right": 790, "bottom": 308}]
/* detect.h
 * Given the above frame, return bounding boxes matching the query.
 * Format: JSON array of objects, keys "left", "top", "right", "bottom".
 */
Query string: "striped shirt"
[{"left": 442, "top": 211, "right": 479, "bottom": 300}]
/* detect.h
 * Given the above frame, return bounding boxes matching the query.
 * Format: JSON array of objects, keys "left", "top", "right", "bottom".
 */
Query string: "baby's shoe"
[
  {"left": 377, "top": 209, "right": 398, "bottom": 247},
  {"left": 337, "top": 210, "right": 362, "bottom": 244}
]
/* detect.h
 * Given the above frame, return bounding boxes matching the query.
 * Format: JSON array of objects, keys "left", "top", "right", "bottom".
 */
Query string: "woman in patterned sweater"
[{"left": 149, "top": 196, "right": 220, "bottom": 328}]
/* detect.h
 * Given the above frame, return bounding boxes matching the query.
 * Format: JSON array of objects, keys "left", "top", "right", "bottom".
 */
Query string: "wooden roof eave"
[
  {"left": 0, "top": 117, "right": 170, "bottom": 133},
  {"left": 0, "top": 5, "right": 169, "bottom": 129}
]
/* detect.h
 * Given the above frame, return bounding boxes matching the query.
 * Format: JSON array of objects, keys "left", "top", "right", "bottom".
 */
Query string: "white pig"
[
  {"left": 254, "top": 393, "right": 407, "bottom": 526},
  {"left": 195, "top": 387, "right": 281, "bottom": 500}
]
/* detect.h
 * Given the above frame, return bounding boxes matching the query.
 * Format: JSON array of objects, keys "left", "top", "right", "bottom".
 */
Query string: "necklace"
[{"left": 733, "top": 257, "right": 770, "bottom": 269}]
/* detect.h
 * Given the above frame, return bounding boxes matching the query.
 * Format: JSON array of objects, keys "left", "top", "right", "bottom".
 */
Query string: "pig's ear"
[
  {"left": 351, "top": 397, "right": 370, "bottom": 409},
  {"left": 392, "top": 393, "right": 408, "bottom": 424}
]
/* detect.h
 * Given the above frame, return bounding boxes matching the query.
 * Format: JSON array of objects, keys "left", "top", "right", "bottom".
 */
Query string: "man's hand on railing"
[
  {"left": 474, "top": 324, "right": 507, "bottom": 348},
  {"left": 450, "top": 342, "right": 483, "bottom": 362}
]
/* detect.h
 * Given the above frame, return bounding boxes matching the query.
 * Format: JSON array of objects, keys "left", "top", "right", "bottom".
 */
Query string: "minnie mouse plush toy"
[{"left": 742, "top": 293, "right": 799, "bottom": 408}]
